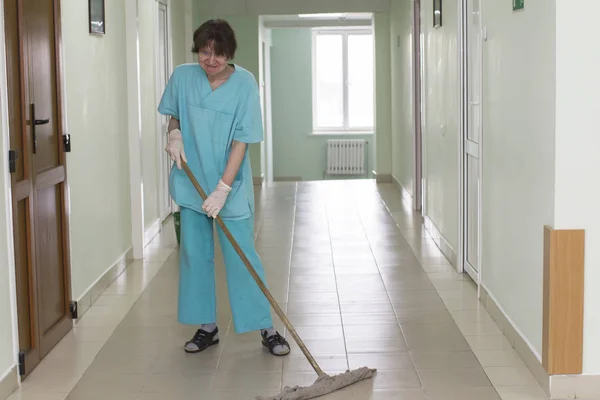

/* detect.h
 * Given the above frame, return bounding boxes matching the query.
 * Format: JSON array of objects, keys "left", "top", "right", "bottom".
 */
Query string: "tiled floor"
[{"left": 7, "top": 181, "right": 549, "bottom": 400}]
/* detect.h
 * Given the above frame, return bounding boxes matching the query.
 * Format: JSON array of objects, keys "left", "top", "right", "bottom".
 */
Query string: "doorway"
[
  {"left": 260, "top": 37, "right": 274, "bottom": 184},
  {"left": 156, "top": 0, "right": 173, "bottom": 222},
  {"left": 4, "top": 0, "right": 73, "bottom": 378},
  {"left": 462, "top": 0, "right": 483, "bottom": 282}
]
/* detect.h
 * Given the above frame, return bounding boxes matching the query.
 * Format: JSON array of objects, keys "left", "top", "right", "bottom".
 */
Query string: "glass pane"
[
  {"left": 348, "top": 34, "right": 374, "bottom": 128},
  {"left": 315, "top": 34, "right": 343, "bottom": 128},
  {"left": 467, "top": 0, "right": 481, "bottom": 143}
]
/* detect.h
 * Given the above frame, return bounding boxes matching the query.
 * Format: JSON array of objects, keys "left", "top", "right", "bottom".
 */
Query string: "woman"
[{"left": 157, "top": 19, "right": 290, "bottom": 356}]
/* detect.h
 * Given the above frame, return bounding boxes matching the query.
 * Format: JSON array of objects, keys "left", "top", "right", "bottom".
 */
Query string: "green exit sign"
[{"left": 513, "top": 0, "right": 524, "bottom": 11}]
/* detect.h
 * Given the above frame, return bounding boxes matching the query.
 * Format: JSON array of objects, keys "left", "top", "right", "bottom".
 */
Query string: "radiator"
[{"left": 326, "top": 139, "right": 367, "bottom": 176}]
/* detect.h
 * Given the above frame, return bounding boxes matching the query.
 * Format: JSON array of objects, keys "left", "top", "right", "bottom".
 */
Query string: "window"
[{"left": 312, "top": 29, "right": 374, "bottom": 134}]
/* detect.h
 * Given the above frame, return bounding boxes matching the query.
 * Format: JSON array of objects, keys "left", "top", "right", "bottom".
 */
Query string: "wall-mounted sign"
[
  {"left": 433, "top": 0, "right": 442, "bottom": 28},
  {"left": 513, "top": 0, "right": 524, "bottom": 11},
  {"left": 89, "top": 0, "right": 106, "bottom": 35}
]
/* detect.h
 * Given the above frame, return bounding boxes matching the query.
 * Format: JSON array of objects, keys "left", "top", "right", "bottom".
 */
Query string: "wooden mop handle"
[{"left": 181, "top": 162, "right": 325, "bottom": 377}]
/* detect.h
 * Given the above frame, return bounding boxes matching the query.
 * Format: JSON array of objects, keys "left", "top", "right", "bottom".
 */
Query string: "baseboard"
[
  {"left": 480, "top": 285, "right": 550, "bottom": 396},
  {"left": 392, "top": 175, "right": 413, "bottom": 208},
  {"left": 273, "top": 176, "right": 302, "bottom": 182},
  {"left": 423, "top": 216, "right": 457, "bottom": 267},
  {"left": 74, "top": 247, "right": 133, "bottom": 320},
  {"left": 253, "top": 174, "right": 264, "bottom": 186},
  {"left": 0, "top": 366, "right": 17, "bottom": 400},
  {"left": 144, "top": 218, "right": 161, "bottom": 247},
  {"left": 372, "top": 170, "right": 392, "bottom": 183},
  {"left": 550, "top": 374, "right": 600, "bottom": 399}
]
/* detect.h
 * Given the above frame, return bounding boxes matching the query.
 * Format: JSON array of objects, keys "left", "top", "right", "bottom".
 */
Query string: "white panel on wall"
[
  {"left": 247, "top": 0, "right": 300, "bottom": 15},
  {"left": 297, "top": 0, "right": 390, "bottom": 14}
]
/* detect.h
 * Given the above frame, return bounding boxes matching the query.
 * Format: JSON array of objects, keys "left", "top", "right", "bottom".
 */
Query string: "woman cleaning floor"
[{"left": 157, "top": 18, "right": 290, "bottom": 357}]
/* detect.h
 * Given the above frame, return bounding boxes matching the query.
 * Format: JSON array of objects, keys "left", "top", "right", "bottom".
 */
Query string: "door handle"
[
  {"left": 29, "top": 104, "right": 37, "bottom": 154},
  {"left": 29, "top": 104, "right": 50, "bottom": 154},
  {"left": 8, "top": 150, "right": 17, "bottom": 173},
  {"left": 34, "top": 118, "right": 50, "bottom": 126}
]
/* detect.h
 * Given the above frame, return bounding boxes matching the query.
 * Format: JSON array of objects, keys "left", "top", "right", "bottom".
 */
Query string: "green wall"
[
  {"left": 270, "top": 28, "right": 374, "bottom": 181},
  {"left": 192, "top": 9, "right": 393, "bottom": 181},
  {"left": 193, "top": 12, "right": 263, "bottom": 178}
]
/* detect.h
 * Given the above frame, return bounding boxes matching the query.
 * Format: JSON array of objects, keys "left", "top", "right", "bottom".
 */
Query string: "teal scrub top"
[{"left": 157, "top": 63, "right": 263, "bottom": 220}]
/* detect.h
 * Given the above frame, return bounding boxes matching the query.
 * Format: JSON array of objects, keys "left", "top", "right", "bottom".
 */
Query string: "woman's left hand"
[{"left": 202, "top": 180, "right": 232, "bottom": 218}]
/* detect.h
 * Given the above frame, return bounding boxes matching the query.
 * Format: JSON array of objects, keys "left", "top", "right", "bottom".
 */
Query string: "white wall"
[
  {"left": 392, "top": 0, "right": 555, "bottom": 360},
  {"left": 389, "top": 0, "right": 414, "bottom": 193},
  {"left": 62, "top": 0, "right": 132, "bottom": 300},
  {"left": 480, "top": 0, "right": 556, "bottom": 358},
  {"left": 139, "top": 1, "right": 160, "bottom": 228},
  {"left": 554, "top": 0, "right": 600, "bottom": 373},
  {"left": 420, "top": 0, "right": 459, "bottom": 249}
]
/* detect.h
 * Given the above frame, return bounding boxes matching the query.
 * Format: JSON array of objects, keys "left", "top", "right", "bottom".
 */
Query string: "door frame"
[
  {"left": 184, "top": 0, "right": 194, "bottom": 64},
  {"left": 0, "top": 0, "right": 74, "bottom": 378},
  {"left": 258, "top": 19, "right": 274, "bottom": 185},
  {"left": 412, "top": 0, "right": 423, "bottom": 213},
  {"left": 260, "top": 29, "right": 273, "bottom": 185},
  {"left": 458, "top": 0, "right": 484, "bottom": 291},
  {"left": 0, "top": 0, "right": 21, "bottom": 381},
  {"left": 155, "top": 0, "right": 174, "bottom": 223},
  {"left": 125, "top": 0, "right": 145, "bottom": 259},
  {"left": 44, "top": 0, "right": 74, "bottom": 358}
]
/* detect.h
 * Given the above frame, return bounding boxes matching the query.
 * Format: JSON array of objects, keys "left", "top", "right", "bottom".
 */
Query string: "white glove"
[
  {"left": 165, "top": 129, "right": 187, "bottom": 170},
  {"left": 202, "top": 180, "right": 232, "bottom": 218}
]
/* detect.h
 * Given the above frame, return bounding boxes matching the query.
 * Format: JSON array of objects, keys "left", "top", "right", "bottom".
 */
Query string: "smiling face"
[
  {"left": 198, "top": 44, "right": 229, "bottom": 77},
  {"left": 192, "top": 19, "right": 237, "bottom": 77}
]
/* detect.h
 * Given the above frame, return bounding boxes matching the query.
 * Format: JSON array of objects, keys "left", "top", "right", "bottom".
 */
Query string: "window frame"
[{"left": 311, "top": 27, "right": 374, "bottom": 135}]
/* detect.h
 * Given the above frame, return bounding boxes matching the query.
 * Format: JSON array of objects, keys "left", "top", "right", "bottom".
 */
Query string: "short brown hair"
[{"left": 191, "top": 19, "right": 237, "bottom": 60}]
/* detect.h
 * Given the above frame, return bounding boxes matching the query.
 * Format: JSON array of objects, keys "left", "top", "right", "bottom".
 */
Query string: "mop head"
[{"left": 256, "top": 367, "right": 377, "bottom": 400}]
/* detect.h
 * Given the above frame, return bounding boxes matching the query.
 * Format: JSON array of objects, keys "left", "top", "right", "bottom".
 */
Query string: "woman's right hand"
[{"left": 166, "top": 129, "right": 187, "bottom": 170}]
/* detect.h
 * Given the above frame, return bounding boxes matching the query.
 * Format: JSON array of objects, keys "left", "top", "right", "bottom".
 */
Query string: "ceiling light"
[{"left": 298, "top": 13, "right": 345, "bottom": 18}]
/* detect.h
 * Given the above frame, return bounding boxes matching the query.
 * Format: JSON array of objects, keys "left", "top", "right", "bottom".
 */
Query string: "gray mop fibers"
[{"left": 256, "top": 367, "right": 377, "bottom": 400}]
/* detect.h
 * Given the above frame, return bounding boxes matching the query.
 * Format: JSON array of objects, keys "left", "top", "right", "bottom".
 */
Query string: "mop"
[{"left": 181, "top": 162, "right": 377, "bottom": 400}]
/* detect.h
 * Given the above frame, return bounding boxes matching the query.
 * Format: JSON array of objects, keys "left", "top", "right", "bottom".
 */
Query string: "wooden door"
[{"left": 4, "top": 0, "right": 72, "bottom": 378}]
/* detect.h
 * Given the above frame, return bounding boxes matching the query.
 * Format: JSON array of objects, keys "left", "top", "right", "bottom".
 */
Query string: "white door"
[
  {"left": 260, "top": 38, "right": 274, "bottom": 184},
  {"left": 463, "top": 0, "right": 482, "bottom": 281},
  {"left": 157, "top": 1, "right": 172, "bottom": 221}
]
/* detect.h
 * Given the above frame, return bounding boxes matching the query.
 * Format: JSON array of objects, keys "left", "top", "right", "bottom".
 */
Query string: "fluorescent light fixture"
[{"left": 298, "top": 13, "right": 345, "bottom": 18}]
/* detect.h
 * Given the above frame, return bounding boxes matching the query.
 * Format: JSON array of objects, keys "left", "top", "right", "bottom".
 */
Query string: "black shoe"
[
  {"left": 184, "top": 327, "right": 219, "bottom": 353},
  {"left": 261, "top": 330, "right": 291, "bottom": 356}
]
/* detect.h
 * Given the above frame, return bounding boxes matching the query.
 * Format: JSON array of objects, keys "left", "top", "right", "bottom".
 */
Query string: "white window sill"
[{"left": 310, "top": 130, "right": 374, "bottom": 136}]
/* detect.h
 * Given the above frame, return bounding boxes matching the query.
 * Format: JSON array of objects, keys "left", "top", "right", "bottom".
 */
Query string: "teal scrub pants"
[{"left": 178, "top": 206, "right": 273, "bottom": 334}]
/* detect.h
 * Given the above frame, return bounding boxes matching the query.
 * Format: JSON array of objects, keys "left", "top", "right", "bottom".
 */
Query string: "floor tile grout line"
[
  {"left": 356, "top": 187, "right": 424, "bottom": 388},
  {"left": 373, "top": 186, "right": 510, "bottom": 397},
  {"left": 277, "top": 182, "right": 298, "bottom": 389},
  {"left": 325, "top": 185, "right": 351, "bottom": 372}
]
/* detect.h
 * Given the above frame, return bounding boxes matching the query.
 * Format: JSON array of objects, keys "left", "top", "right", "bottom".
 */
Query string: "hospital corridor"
[
  {"left": 3, "top": 182, "right": 549, "bottom": 400},
  {"left": 1, "top": 1, "right": 599, "bottom": 400}
]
